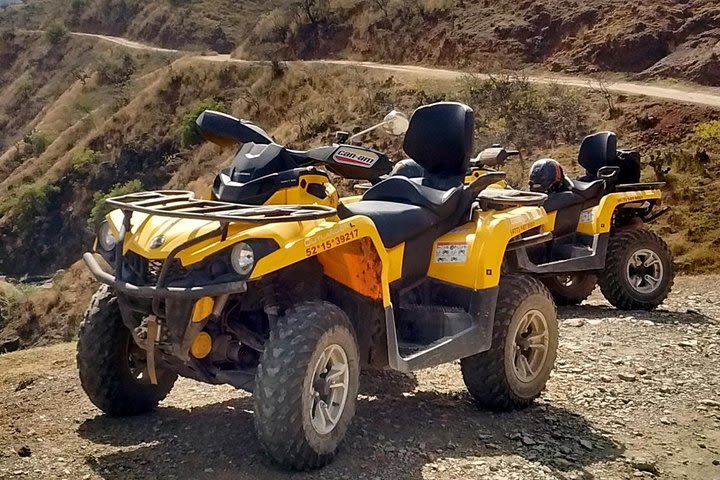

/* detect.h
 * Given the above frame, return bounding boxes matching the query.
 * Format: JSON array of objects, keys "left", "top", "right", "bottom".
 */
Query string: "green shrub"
[
  {"left": 3, "top": 182, "right": 60, "bottom": 233},
  {"left": 71, "top": 148, "right": 97, "bottom": 171},
  {"left": 179, "top": 99, "right": 224, "bottom": 148},
  {"left": 96, "top": 52, "right": 136, "bottom": 86},
  {"left": 458, "top": 74, "right": 588, "bottom": 152},
  {"left": 693, "top": 120, "right": 720, "bottom": 147},
  {"left": 45, "top": 22, "right": 67, "bottom": 45},
  {"left": 25, "top": 131, "right": 52, "bottom": 155},
  {"left": 88, "top": 180, "right": 143, "bottom": 230}
]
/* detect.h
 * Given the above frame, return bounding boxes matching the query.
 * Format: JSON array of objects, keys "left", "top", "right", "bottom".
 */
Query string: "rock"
[
  {"left": 712, "top": 459, "right": 719, "bottom": 466},
  {"left": 601, "top": 341, "right": 613, "bottom": 347},
  {"left": 618, "top": 373, "right": 637, "bottom": 382},
  {"left": 600, "top": 375, "right": 613, "bottom": 383},
  {"left": 565, "top": 319, "right": 586, "bottom": 328},
  {"left": 0, "top": 336, "right": 20, "bottom": 354},
  {"left": 699, "top": 399, "right": 720, "bottom": 408},
  {"left": 631, "top": 458, "right": 659, "bottom": 474},
  {"left": 678, "top": 340, "right": 698, "bottom": 348},
  {"left": 521, "top": 436, "right": 536, "bottom": 446},
  {"left": 579, "top": 439, "right": 593, "bottom": 450},
  {"left": 16, "top": 446, "right": 31, "bottom": 458}
]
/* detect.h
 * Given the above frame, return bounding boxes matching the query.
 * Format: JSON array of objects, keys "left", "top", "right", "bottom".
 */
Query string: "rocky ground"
[{"left": 0, "top": 275, "right": 718, "bottom": 480}]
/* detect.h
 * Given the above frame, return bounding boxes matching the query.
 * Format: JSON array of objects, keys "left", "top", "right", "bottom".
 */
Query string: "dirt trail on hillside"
[
  {"left": 1, "top": 276, "right": 719, "bottom": 479},
  {"left": 50, "top": 30, "right": 720, "bottom": 109}
]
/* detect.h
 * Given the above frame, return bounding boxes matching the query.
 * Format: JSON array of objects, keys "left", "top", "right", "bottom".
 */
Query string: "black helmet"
[
  {"left": 529, "top": 159, "right": 565, "bottom": 193},
  {"left": 390, "top": 159, "right": 424, "bottom": 178}
]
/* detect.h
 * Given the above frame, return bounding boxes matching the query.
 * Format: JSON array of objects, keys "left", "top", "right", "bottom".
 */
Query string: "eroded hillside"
[
  {"left": 0, "top": 20, "right": 719, "bottom": 350},
  {"left": 2, "top": 0, "right": 720, "bottom": 85}
]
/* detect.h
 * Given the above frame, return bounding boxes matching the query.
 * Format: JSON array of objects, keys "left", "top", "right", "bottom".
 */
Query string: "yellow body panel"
[
  {"left": 428, "top": 206, "right": 546, "bottom": 289},
  {"left": 465, "top": 168, "right": 508, "bottom": 189},
  {"left": 264, "top": 175, "right": 339, "bottom": 208},
  {"left": 576, "top": 190, "right": 661, "bottom": 235}
]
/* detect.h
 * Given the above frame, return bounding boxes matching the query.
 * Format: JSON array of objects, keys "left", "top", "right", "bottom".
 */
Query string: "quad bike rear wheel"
[
  {"left": 598, "top": 228, "right": 674, "bottom": 311},
  {"left": 77, "top": 285, "right": 177, "bottom": 416},
  {"left": 542, "top": 273, "right": 597, "bottom": 306},
  {"left": 460, "top": 275, "right": 558, "bottom": 411},
  {"left": 253, "top": 301, "right": 360, "bottom": 470}
]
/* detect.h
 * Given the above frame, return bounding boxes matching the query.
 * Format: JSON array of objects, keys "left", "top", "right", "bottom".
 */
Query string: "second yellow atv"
[
  {"left": 78, "top": 102, "right": 559, "bottom": 471},
  {"left": 375, "top": 133, "right": 674, "bottom": 311}
]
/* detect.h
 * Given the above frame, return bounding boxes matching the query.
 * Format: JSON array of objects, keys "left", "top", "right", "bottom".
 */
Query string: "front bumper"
[{"left": 83, "top": 252, "right": 247, "bottom": 299}]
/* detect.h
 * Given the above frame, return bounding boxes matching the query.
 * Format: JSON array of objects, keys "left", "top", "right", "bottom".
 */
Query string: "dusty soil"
[{"left": 0, "top": 276, "right": 719, "bottom": 479}]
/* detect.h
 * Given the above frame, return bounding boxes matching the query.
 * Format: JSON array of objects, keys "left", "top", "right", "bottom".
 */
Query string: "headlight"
[
  {"left": 98, "top": 222, "right": 117, "bottom": 251},
  {"left": 230, "top": 242, "right": 254, "bottom": 276}
]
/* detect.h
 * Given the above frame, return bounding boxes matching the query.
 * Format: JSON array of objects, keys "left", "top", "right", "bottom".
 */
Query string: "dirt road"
[
  {"left": 1, "top": 275, "right": 718, "bottom": 480},
  {"left": 45, "top": 30, "right": 720, "bottom": 109}
]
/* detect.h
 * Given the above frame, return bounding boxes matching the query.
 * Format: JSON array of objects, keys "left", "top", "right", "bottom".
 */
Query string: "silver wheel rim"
[
  {"left": 512, "top": 309, "right": 549, "bottom": 383},
  {"left": 309, "top": 344, "right": 349, "bottom": 435},
  {"left": 626, "top": 248, "right": 664, "bottom": 294}
]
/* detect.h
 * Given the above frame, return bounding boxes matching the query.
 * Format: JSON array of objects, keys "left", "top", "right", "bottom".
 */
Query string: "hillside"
[
  {"left": 0, "top": 7, "right": 719, "bottom": 349},
  {"left": 2, "top": 0, "right": 719, "bottom": 85}
]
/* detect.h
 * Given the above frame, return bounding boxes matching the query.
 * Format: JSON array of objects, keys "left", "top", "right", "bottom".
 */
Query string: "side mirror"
[
  {"left": 381, "top": 110, "right": 409, "bottom": 136},
  {"left": 348, "top": 110, "right": 410, "bottom": 143},
  {"left": 334, "top": 131, "right": 350, "bottom": 144}
]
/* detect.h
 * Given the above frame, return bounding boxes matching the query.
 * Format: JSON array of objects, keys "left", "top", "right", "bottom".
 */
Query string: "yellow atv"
[
  {"left": 374, "top": 134, "right": 674, "bottom": 310},
  {"left": 78, "top": 102, "right": 558, "bottom": 470},
  {"left": 503, "top": 132, "right": 674, "bottom": 310}
]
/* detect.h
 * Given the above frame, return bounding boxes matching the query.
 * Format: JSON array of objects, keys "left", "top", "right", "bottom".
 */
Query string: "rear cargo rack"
[{"left": 106, "top": 190, "right": 337, "bottom": 223}]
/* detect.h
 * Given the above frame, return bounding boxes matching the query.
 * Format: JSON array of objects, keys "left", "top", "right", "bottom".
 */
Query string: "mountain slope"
[{"left": 2, "top": 0, "right": 719, "bottom": 84}]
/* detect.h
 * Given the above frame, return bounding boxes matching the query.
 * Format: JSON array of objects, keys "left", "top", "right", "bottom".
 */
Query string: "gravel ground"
[{"left": 0, "top": 275, "right": 719, "bottom": 480}]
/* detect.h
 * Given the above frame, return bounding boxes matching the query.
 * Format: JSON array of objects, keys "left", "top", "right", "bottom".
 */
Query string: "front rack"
[{"left": 106, "top": 190, "right": 337, "bottom": 223}]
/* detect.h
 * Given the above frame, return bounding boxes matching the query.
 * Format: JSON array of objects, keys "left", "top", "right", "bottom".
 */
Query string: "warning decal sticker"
[{"left": 434, "top": 242, "right": 468, "bottom": 264}]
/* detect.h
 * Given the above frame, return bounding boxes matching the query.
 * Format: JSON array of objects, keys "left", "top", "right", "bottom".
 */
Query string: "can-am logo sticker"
[{"left": 333, "top": 147, "right": 379, "bottom": 168}]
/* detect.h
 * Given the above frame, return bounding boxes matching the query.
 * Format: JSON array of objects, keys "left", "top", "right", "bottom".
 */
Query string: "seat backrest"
[
  {"left": 403, "top": 102, "right": 474, "bottom": 180},
  {"left": 578, "top": 131, "right": 617, "bottom": 177}
]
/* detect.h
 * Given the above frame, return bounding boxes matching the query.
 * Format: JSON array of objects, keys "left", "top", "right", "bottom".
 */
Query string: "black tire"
[
  {"left": 598, "top": 228, "right": 674, "bottom": 311},
  {"left": 542, "top": 273, "right": 598, "bottom": 306},
  {"left": 77, "top": 286, "right": 177, "bottom": 416},
  {"left": 460, "top": 275, "right": 558, "bottom": 411},
  {"left": 254, "top": 301, "right": 360, "bottom": 471}
]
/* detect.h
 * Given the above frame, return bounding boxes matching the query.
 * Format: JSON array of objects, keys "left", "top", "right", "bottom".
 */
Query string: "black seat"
[
  {"left": 337, "top": 201, "right": 439, "bottom": 248},
  {"left": 567, "top": 178, "right": 605, "bottom": 201},
  {"left": 543, "top": 178, "right": 605, "bottom": 237},
  {"left": 339, "top": 102, "right": 474, "bottom": 248},
  {"left": 362, "top": 176, "right": 462, "bottom": 218}
]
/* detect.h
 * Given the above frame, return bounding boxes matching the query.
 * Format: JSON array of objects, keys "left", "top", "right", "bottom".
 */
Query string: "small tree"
[
  {"left": 592, "top": 77, "right": 621, "bottom": 118},
  {"left": 89, "top": 180, "right": 143, "bottom": 230},
  {"left": 179, "top": 99, "right": 225, "bottom": 148},
  {"left": 45, "top": 22, "right": 67, "bottom": 45},
  {"left": 299, "top": 0, "right": 329, "bottom": 24}
]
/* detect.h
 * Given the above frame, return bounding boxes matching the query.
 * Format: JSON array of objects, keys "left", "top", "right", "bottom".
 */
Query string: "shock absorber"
[{"left": 261, "top": 282, "right": 280, "bottom": 331}]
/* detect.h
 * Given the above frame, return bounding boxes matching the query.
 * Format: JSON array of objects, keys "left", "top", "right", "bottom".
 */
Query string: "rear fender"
[
  {"left": 427, "top": 206, "right": 547, "bottom": 290},
  {"left": 577, "top": 190, "right": 662, "bottom": 235}
]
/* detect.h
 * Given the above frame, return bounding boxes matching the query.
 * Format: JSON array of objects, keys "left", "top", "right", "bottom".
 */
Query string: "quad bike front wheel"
[
  {"left": 598, "top": 228, "right": 674, "bottom": 311},
  {"left": 542, "top": 273, "right": 598, "bottom": 306},
  {"left": 253, "top": 301, "right": 360, "bottom": 470},
  {"left": 460, "top": 275, "right": 558, "bottom": 411},
  {"left": 77, "top": 286, "right": 177, "bottom": 416}
]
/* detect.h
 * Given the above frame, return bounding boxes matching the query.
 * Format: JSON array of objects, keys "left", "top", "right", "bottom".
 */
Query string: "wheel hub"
[
  {"left": 309, "top": 344, "right": 349, "bottom": 435},
  {"left": 511, "top": 309, "right": 549, "bottom": 383},
  {"left": 626, "top": 248, "right": 663, "bottom": 294}
]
